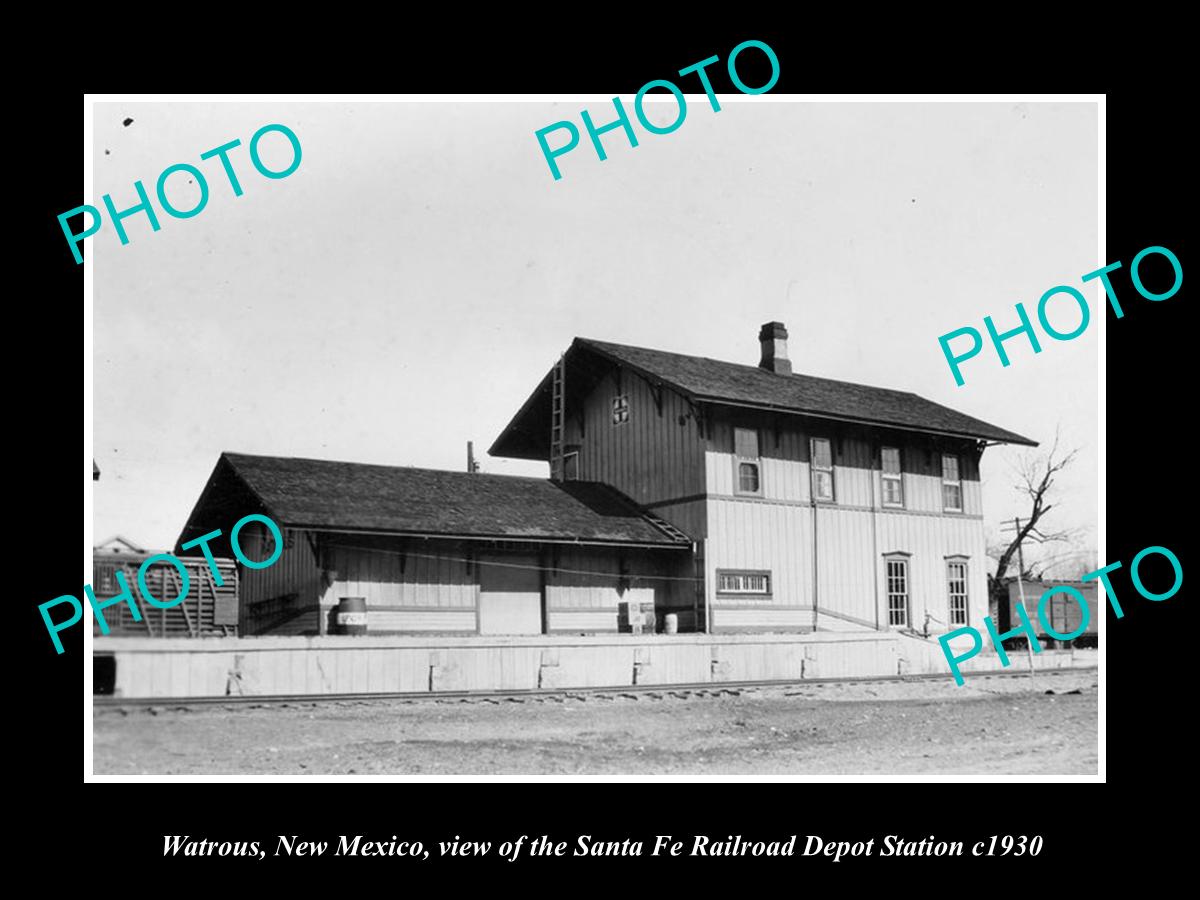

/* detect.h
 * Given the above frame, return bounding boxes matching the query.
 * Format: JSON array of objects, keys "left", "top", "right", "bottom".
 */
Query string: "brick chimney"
[{"left": 758, "top": 321, "right": 792, "bottom": 375}]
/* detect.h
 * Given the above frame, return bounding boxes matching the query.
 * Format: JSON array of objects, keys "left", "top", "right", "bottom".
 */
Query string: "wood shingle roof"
[
  {"left": 183, "top": 452, "right": 691, "bottom": 548},
  {"left": 491, "top": 337, "right": 1036, "bottom": 460}
]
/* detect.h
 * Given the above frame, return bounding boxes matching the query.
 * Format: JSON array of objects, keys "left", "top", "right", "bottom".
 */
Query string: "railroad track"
[{"left": 93, "top": 665, "right": 1097, "bottom": 712}]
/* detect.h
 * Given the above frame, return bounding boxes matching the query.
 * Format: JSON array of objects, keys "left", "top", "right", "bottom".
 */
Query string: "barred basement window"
[
  {"left": 947, "top": 560, "right": 969, "bottom": 625},
  {"left": 942, "top": 453, "right": 963, "bottom": 512},
  {"left": 717, "top": 570, "right": 772, "bottom": 596},
  {"left": 811, "top": 437, "right": 834, "bottom": 502},
  {"left": 612, "top": 395, "right": 629, "bottom": 425},
  {"left": 881, "top": 446, "right": 904, "bottom": 507},
  {"left": 886, "top": 556, "right": 910, "bottom": 627}
]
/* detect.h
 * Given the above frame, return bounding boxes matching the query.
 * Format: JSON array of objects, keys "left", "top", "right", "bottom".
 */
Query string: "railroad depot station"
[{"left": 96, "top": 323, "right": 1091, "bottom": 699}]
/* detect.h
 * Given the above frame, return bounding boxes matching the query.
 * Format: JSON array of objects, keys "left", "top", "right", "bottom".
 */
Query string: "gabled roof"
[
  {"left": 178, "top": 452, "right": 691, "bottom": 549},
  {"left": 490, "top": 337, "right": 1037, "bottom": 460},
  {"left": 94, "top": 535, "right": 145, "bottom": 554}
]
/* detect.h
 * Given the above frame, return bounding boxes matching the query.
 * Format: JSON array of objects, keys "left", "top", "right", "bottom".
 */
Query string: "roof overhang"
[
  {"left": 272, "top": 524, "right": 691, "bottom": 551},
  {"left": 490, "top": 339, "right": 1038, "bottom": 459},
  {"left": 177, "top": 452, "right": 694, "bottom": 553},
  {"left": 696, "top": 398, "right": 1039, "bottom": 447},
  {"left": 490, "top": 339, "right": 648, "bottom": 460}
]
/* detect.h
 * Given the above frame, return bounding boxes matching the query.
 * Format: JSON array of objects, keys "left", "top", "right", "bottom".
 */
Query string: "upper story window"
[
  {"left": 881, "top": 446, "right": 904, "bottom": 507},
  {"left": 734, "top": 427, "right": 761, "bottom": 495},
  {"left": 942, "top": 453, "right": 963, "bottom": 512},
  {"left": 947, "top": 559, "right": 969, "bottom": 625},
  {"left": 811, "top": 437, "right": 834, "bottom": 502},
  {"left": 611, "top": 395, "right": 629, "bottom": 426}
]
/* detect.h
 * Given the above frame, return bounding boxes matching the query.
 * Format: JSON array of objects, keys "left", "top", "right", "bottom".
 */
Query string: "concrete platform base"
[{"left": 93, "top": 632, "right": 1097, "bottom": 699}]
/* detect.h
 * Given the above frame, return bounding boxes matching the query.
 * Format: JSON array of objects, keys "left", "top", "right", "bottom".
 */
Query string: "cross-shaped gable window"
[{"left": 612, "top": 395, "right": 629, "bottom": 425}]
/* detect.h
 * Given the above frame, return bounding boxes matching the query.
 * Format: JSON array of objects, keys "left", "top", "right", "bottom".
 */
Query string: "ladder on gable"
[{"left": 550, "top": 354, "right": 566, "bottom": 482}]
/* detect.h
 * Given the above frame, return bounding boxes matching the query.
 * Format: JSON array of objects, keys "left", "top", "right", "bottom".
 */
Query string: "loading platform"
[{"left": 93, "top": 631, "right": 1096, "bottom": 700}]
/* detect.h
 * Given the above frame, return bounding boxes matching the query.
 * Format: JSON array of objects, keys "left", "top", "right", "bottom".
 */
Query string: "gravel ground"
[{"left": 93, "top": 669, "right": 1098, "bottom": 776}]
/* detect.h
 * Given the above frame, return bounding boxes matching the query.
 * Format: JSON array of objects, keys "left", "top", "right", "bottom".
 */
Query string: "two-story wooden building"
[
  {"left": 177, "top": 322, "right": 1033, "bottom": 638},
  {"left": 490, "top": 322, "right": 1035, "bottom": 635}
]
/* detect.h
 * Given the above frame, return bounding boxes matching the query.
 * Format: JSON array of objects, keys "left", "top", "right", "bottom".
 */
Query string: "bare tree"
[
  {"left": 1022, "top": 546, "right": 1098, "bottom": 582},
  {"left": 988, "top": 428, "right": 1082, "bottom": 629}
]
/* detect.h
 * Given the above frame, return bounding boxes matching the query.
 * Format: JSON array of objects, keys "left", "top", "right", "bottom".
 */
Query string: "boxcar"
[
  {"left": 1005, "top": 578, "right": 1098, "bottom": 648},
  {"left": 91, "top": 551, "right": 239, "bottom": 637}
]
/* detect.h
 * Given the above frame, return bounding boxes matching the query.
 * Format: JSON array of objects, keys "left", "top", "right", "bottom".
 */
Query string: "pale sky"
[{"left": 91, "top": 100, "right": 1098, "bottom": 569}]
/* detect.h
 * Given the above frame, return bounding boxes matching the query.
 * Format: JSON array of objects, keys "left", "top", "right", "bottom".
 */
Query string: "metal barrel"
[{"left": 336, "top": 597, "right": 368, "bottom": 635}]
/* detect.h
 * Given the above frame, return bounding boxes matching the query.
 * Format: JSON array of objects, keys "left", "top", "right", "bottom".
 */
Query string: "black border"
[{"left": 23, "top": 25, "right": 1191, "bottom": 883}]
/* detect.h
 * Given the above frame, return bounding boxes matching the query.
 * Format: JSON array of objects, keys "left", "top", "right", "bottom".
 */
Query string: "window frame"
[
  {"left": 810, "top": 437, "right": 835, "bottom": 503},
  {"left": 562, "top": 451, "right": 579, "bottom": 481},
  {"left": 733, "top": 427, "right": 763, "bottom": 497},
  {"left": 884, "top": 553, "right": 911, "bottom": 628},
  {"left": 946, "top": 557, "right": 970, "bottom": 626},
  {"left": 880, "top": 445, "right": 904, "bottom": 508},
  {"left": 941, "top": 452, "right": 963, "bottom": 512},
  {"left": 611, "top": 395, "right": 630, "bottom": 426},
  {"left": 715, "top": 569, "right": 773, "bottom": 598}
]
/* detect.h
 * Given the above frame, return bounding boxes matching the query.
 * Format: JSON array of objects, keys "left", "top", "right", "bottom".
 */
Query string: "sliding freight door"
[{"left": 477, "top": 556, "right": 544, "bottom": 635}]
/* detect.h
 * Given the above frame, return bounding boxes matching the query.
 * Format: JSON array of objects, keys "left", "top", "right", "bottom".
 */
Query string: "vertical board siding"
[
  {"left": 366, "top": 610, "right": 477, "bottom": 633},
  {"left": 900, "top": 472, "right": 982, "bottom": 517},
  {"left": 545, "top": 548, "right": 661, "bottom": 632},
  {"left": 546, "top": 549, "right": 622, "bottom": 610},
  {"left": 241, "top": 530, "right": 324, "bottom": 635},
  {"left": 876, "top": 513, "right": 988, "bottom": 633},
  {"left": 904, "top": 471, "right": 945, "bottom": 514},
  {"left": 704, "top": 419, "right": 990, "bottom": 634},
  {"left": 329, "top": 544, "right": 475, "bottom": 608},
  {"left": 646, "top": 499, "right": 706, "bottom": 542},
  {"left": 708, "top": 419, "right": 807, "bottom": 501},
  {"left": 814, "top": 506, "right": 878, "bottom": 629},
  {"left": 894, "top": 437, "right": 983, "bottom": 516},
  {"left": 761, "top": 425, "right": 807, "bottom": 502},
  {"left": 320, "top": 541, "right": 479, "bottom": 635},
  {"left": 712, "top": 608, "right": 810, "bottom": 630},
  {"left": 256, "top": 609, "right": 320, "bottom": 637},
  {"left": 549, "top": 610, "right": 621, "bottom": 633},
  {"left": 247, "top": 537, "right": 689, "bottom": 637},
  {"left": 707, "top": 424, "right": 876, "bottom": 506},
  {"left": 706, "top": 499, "right": 812, "bottom": 625},
  {"left": 100, "top": 631, "right": 1089, "bottom": 698},
  {"left": 832, "top": 435, "right": 874, "bottom": 507},
  {"left": 565, "top": 371, "right": 706, "bottom": 537},
  {"left": 707, "top": 422, "right": 981, "bottom": 513}
]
